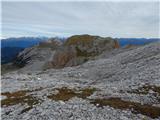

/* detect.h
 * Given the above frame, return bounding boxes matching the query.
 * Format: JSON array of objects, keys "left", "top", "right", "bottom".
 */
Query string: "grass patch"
[
  {"left": 78, "top": 88, "right": 97, "bottom": 99},
  {"left": 48, "top": 87, "right": 96, "bottom": 101},
  {"left": 48, "top": 87, "right": 77, "bottom": 101},
  {"left": 90, "top": 97, "right": 160, "bottom": 119},
  {"left": 1, "top": 90, "right": 40, "bottom": 107},
  {"left": 64, "top": 34, "right": 97, "bottom": 46},
  {"left": 1, "top": 90, "right": 42, "bottom": 114},
  {"left": 38, "top": 43, "right": 57, "bottom": 50},
  {"left": 37, "top": 40, "right": 60, "bottom": 50}
]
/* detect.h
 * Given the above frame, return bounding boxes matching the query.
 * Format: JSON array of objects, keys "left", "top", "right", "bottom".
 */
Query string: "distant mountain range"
[
  {"left": 1, "top": 37, "right": 48, "bottom": 48},
  {"left": 1, "top": 36, "right": 159, "bottom": 64},
  {"left": 118, "top": 38, "right": 159, "bottom": 46}
]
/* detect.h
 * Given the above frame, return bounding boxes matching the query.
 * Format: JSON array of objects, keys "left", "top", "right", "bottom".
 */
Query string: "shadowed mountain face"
[
  {"left": 1, "top": 47, "right": 24, "bottom": 64},
  {"left": 1, "top": 37, "right": 48, "bottom": 64},
  {"left": 1, "top": 37, "right": 67, "bottom": 65}
]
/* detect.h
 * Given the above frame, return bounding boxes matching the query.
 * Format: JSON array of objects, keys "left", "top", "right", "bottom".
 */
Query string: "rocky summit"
[
  {"left": 1, "top": 35, "right": 160, "bottom": 120},
  {"left": 12, "top": 34, "right": 119, "bottom": 71}
]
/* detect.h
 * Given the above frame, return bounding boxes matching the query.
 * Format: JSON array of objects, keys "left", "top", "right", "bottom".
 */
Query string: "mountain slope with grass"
[{"left": 1, "top": 41, "right": 160, "bottom": 120}]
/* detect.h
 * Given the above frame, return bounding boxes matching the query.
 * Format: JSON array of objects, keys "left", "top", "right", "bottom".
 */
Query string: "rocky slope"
[
  {"left": 1, "top": 42, "right": 160, "bottom": 120},
  {"left": 13, "top": 38, "right": 62, "bottom": 72},
  {"left": 13, "top": 34, "right": 119, "bottom": 71}
]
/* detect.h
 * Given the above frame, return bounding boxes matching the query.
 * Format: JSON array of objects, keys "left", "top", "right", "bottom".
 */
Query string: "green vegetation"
[
  {"left": 47, "top": 87, "right": 96, "bottom": 101},
  {"left": 90, "top": 97, "right": 160, "bottom": 119}
]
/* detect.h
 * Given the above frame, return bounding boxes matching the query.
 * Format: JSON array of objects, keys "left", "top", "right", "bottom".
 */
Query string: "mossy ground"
[
  {"left": 90, "top": 97, "right": 160, "bottom": 119},
  {"left": 47, "top": 87, "right": 96, "bottom": 101}
]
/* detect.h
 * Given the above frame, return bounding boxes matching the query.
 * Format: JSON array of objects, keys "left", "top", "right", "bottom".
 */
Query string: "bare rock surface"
[
  {"left": 13, "top": 35, "right": 119, "bottom": 71},
  {"left": 49, "top": 34, "right": 119, "bottom": 68},
  {"left": 13, "top": 39, "right": 61, "bottom": 72},
  {"left": 1, "top": 42, "right": 160, "bottom": 120}
]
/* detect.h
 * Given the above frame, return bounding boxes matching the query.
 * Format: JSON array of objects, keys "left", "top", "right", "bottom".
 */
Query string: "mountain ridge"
[{"left": 11, "top": 35, "right": 119, "bottom": 71}]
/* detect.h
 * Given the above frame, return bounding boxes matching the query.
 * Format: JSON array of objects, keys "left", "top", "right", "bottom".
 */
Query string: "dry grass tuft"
[
  {"left": 90, "top": 97, "right": 160, "bottom": 119},
  {"left": 64, "top": 34, "right": 96, "bottom": 46},
  {"left": 48, "top": 87, "right": 96, "bottom": 101},
  {"left": 48, "top": 87, "right": 77, "bottom": 101},
  {"left": 1, "top": 90, "right": 42, "bottom": 114}
]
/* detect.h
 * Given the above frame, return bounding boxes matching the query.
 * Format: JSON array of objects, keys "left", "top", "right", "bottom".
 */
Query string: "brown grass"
[
  {"left": 78, "top": 88, "right": 97, "bottom": 99},
  {"left": 47, "top": 87, "right": 96, "bottom": 101},
  {"left": 1, "top": 90, "right": 40, "bottom": 107},
  {"left": 90, "top": 97, "right": 160, "bottom": 119},
  {"left": 38, "top": 40, "right": 59, "bottom": 50},
  {"left": 64, "top": 34, "right": 97, "bottom": 46},
  {"left": 1, "top": 89, "right": 42, "bottom": 114}
]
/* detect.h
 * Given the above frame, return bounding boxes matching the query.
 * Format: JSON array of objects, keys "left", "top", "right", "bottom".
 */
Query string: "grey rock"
[{"left": 1, "top": 42, "right": 160, "bottom": 120}]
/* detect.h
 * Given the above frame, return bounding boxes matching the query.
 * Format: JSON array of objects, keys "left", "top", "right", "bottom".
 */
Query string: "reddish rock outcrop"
[
  {"left": 51, "top": 47, "right": 77, "bottom": 68},
  {"left": 114, "top": 40, "right": 120, "bottom": 49},
  {"left": 48, "top": 35, "right": 120, "bottom": 68}
]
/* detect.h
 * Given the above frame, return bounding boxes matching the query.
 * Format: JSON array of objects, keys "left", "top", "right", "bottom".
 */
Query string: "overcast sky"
[{"left": 1, "top": 1, "right": 160, "bottom": 38}]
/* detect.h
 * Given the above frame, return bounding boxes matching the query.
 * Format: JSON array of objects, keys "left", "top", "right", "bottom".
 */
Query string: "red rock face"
[
  {"left": 51, "top": 47, "right": 77, "bottom": 68},
  {"left": 47, "top": 35, "right": 120, "bottom": 69},
  {"left": 114, "top": 40, "right": 120, "bottom": 49}
]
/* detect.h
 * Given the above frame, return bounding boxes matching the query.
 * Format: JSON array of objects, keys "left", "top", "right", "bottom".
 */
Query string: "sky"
[{"left": 1, "top": 1, "right": 160, "bottom": 38}]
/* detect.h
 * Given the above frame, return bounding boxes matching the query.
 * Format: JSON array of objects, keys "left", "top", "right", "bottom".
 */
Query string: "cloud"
[{"left": 1, "top": 1, "right": 160, "bottom": 38}]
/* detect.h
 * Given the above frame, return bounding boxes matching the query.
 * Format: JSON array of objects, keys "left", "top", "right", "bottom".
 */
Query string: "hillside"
[
  {"left": 1, "top": 47, "right": 24, "bottom": 64},
  {"left": 1, "top": 41, "right": 160, "bottom": 120}
]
